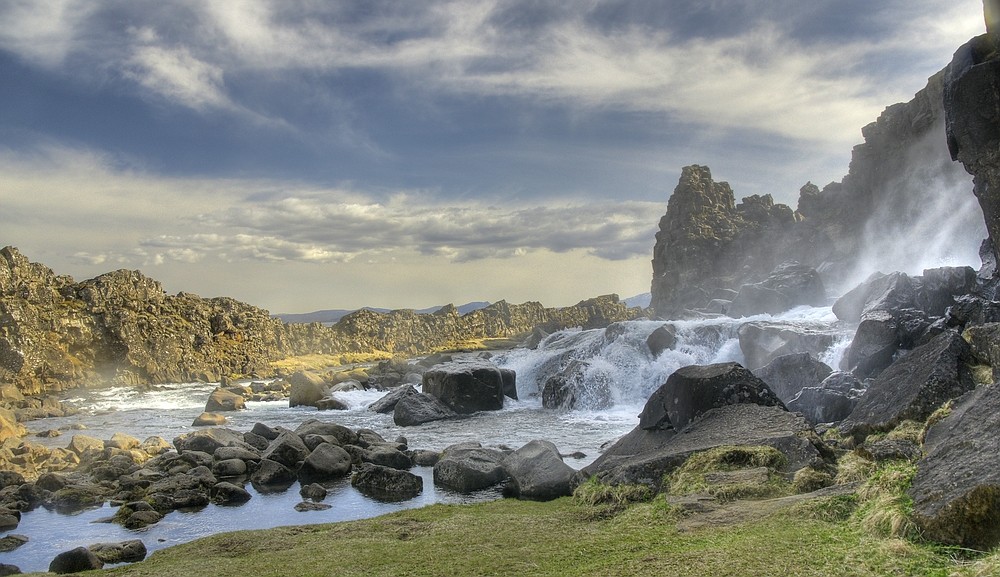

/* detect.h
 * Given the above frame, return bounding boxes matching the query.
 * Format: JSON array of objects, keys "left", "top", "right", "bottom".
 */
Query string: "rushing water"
[{"left": 2, "top": 306, "right": 852, "bottom": 573}]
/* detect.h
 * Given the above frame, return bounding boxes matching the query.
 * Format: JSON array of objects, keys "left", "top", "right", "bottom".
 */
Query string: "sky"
[{"left": 0, "top": 0, "right": 987, "bottom": 314}]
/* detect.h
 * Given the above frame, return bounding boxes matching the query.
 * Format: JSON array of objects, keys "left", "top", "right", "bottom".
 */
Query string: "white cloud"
[
  {"left": 126, "top": 45, "right": 230, "bottom": 111},
  {"left": 0, "top": 0, "right": 96, "bottom": 66}
]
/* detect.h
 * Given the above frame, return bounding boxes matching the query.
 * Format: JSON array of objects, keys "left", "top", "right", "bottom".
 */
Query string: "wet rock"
[
  {"left": 47, "top": 484, "right": 108, "bottom": 513},
  {"left": 193, "top": 412, "right": 227, "bottom": 427},
  {"left": 845, "top": 310, "right": 900, "bottom": 378},
  {"left": 298, "top": 443, "right": 352, "bottom": 482},
  {"left": 299, "top": 483, "right": 328, "bottom": 501},
  {"left": 139, "top": 436, "right": 172, "bottom": 456},
  {"left": 0, "top": 471, "right": 24, "bottom": 491},
  {"left": 541, "top": 359, "right": 613, "bottom": 411},
  {"left": 910, "top": 380, "right": 1000, "bottom": 550},
  {"left": 422, "top": 359, "right": 505, "bottom": 414},
  {"left": 173, "top": 428, "right": 249, "bottom": 455},
  {"left": 500, "top": 368, "right": 517, "bottom": 400},
  {"left": 501, "top": 440, "right": 576, "bottom": 501},
  {"left": 638, "top": 362, "right": 784, "bottom": 432},
  {"left": 833, "top": 272, "right": 915, "bottom": 322},
  {"left": 368, "top": 385, "right": 418, "bottom": 414},
  {"left": 314, "top": 396, "right": 349, "bottom": 411},
  {"left": 48, "top": 546, "right": 103, "bottom": 574},
  {"left": 737, "top": 322, "right": 837, "bottom": 370},
  {"left": 205, "top": 387, "right": 245, "bottom": 412},
  {"left": 113, "top": 502, "right": 163, "bottom": 529},
  {"left": 211, "top": 481, "right": 251, "bottom": 505},
  {"left": 261, "top": 431, "right": 310, "bottom": 469},
  {"left": 351, "top": 463, "right": 423, "bottom": 501},
  {"left": 250, "top": 458, "right": 296, "bottom": 490},
  {"left": 393, "top": 392, "right": 458, "bottom": 427},
  {"left": 916, "top": 266, "right": 977, "bottom": 316},
  {"left": 89, "top": 540, "right": 147, "bottom": 564},
  {"left": 0, "top": 507, "right": 20, "bottom": 531},
  {"left": 787, "top": 371, "right": 865, "bottom": 425},
  {"left": 287, "top": 371, "right": 330, "bottom": 408},
  {"left": 753, "top": 353, "right": 833, "bottom": 404},
  {"left": 409, "top": 449, "right": 441, "bottom": 467},
  {"left": 250, "top": 422, "right": 281, "bottom": 441},
  {"left": 963, "top": 322, "right": 1000, "bottom": 380},
  {"left": 646, "top": 324, "right": 678, "bottom": 357},
  {"left": 214, "top": 446, "right": 261, "bottom": 463},
  {"left": 840, "top": 330, "right": 976, "bottom": 441},
  {"left": 0, "top": 534, "right": 27, "bottom": 553},
  {"left": 856, "top": 439, "right": 922, "bottom": 463},
  {"left": 359, "top": 446, "right": 412, "bottom": 470},
  {"left": 294, "top": 501, "right": 332, "bottom": 512},
  {"left": 294, "top": 420, "right": 358, "bottom": 446},
  {"left": 433, "top": 444, "right": 508, "bottom": 493},
  {"left": 212, "top": 458, "right": 247, "bottom": 478},
  {"left": 67, "top": 434, "right": 104, "bottom": 456}
]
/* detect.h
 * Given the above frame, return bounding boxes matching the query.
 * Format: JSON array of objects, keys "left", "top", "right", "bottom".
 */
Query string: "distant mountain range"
[
  {"left": 275, "top": 294, "right": 651, "bottom": 325},
  {"left": 274, "top": 301, "right": 492, "bottom": 325}
]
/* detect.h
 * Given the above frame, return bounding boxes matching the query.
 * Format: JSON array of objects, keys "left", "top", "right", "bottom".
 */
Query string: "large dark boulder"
[
  {"left": 433, "top": 444, "right": 508, "bottom": 493},
  {"left": 261, "top": 431, "right": 310, "bottom": 469},
  {"left": 501, "top": 440, "right": 576, "bottom": 501},
  {"left": 368, "top": 385, "right": 418, "bottom": 414},
  {"left": 422, "top": 359, "right": 505, "bottom": 413},
  {"left": 786, "top": 371, "right": 865, "bottom": 425},
  {"left": 173, "top": 428, "right": 249, "bottom": 455},
  {"left": 393, "top": 392, "right": 458, "bottom": 427},
  {"left": 204, "top": 387, "right": 245, "bottom": 412},
  {"left": 840, "top": 330, "right": 976, "bottom": 441},
  {"left": 737, "top": 322, "right": 837, "bottom": 370},
  {"left": 48, "top": 547, "right": 104, "bottom": 574},
  {"left": 753, "top": 353, "right": 833, "bottom": 404},
  {"left": 298, "top": 443, "right": 352, "bottom": 482},
  {"left": 351, "top": 463, "right": 422, "bottom": 502},
  {"left": 910, "top": 383, "right": 1000, "bottom": 550},
  {"left": 293, "top": 420, "right": 358, "bottom": 446},
  {"left": 540, "top": 360, "right": 612, "bottom": 411},
  {"left": 916, "top": 266, "right": 977, "bottom": 316},
  {"left": 845, "top": 310, "right": 900, "bottom": 378},
  {"left": 585, "top": 404, "right": 826, "bottom": 490},
  {"left": 646, "top": 324, "right": 678, "bottom": 357},
  {"left": 833, "top": 272, "right": 915, "bottom": 322},
  {"left": 249, "top": 459, "right": 297, "bottom": 490},
  {"left": 638, "top": 362, "right": 784, "bottom": 432},
  {"left": 963, "top": 322, "right": 1000, "bottom": 380}
]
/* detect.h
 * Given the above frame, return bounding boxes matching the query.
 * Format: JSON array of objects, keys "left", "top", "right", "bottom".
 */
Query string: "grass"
[
  {"left": 48, "top": 495, "right": 984, "bottom": 577},
  {"left": 270, "top": 352, "right": 392, "bottom": 374},
  {"left": 665, "top": 445, "right": 791, "bottom": 502}
]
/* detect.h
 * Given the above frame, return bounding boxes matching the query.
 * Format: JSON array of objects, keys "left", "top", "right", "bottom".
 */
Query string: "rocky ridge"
[{"left": 0, "top": 246, "right": 641, "bottom": 396}]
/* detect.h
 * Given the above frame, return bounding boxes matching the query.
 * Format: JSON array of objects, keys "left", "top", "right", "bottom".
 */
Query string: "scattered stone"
[
  {"left": 89, "top": 540, "right": 147, "bottom": 564},
  {"left": 753, "top": 353, "right": 833, "bottom": 404},
  {"left": 211, "top": 481, "right": 252, "bottom": 505},
  {"left": 294, "top": 501, "right": 332, "bottom": 512},
  {"left": 299, "top": 483, "right": 328, "bottom": 501},
  {"left": 368, "top": 385, "right": 419, "bottom": 414},
  {"left": 351, "top": 463, "right": 423, "bottom": 501},
  {"left": 250, "top": 459, "right": 296, "bottom": 490},
  {"left": 193, "top": 412, "right": 227, "bottom": 427},
  {"left": 646, "top": 324, "right": 678, "bottom": 357},
  {"left": 314, "top": 396, "right": 349, "bottom": 411},
  {"left": 501, "top": 440, "right": 576, "bottom": 501},
  {"left": 35, "top": 429, "right": 61, "bottom": 438},
  {"left": 48, "top": 546, "right": 104, "bottom": 574},
  {"left": 0, "top": 534, "right": 27, "bottom": 553},
  {"left": 298, "top": 443, "right": 353, "bottom": 482},
  {"left": 205, "top": 387, "right": 246, "bottom": 412},
  {"left": 393, "top": 392, "right": 458, "bottom": 427},
  {"left": 262, "top": 431, "right": 310, "bottom": 469},
  {"left": 287, "top": 371, "right": 330, "bottom": 408},
  {"left": 433, "top": 445, "right": 508, "bottom": 493},
  {"left": 0, "top": 565, "right": 18, "bottom": 577}
]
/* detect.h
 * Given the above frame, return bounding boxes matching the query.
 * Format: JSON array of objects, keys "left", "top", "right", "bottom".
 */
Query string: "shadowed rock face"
[{"left": 651, "top": 66, "right": 977, "bottom": 318}]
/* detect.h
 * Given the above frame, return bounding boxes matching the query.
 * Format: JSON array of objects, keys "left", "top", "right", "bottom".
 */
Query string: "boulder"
[
  {"left": 212, "top": 458, "right": 248, "bottom": 478},
  {"left": 0, "top": 508, "right": 20, "bottom": 531},
  {"left": 288, "top": 371, "right": 331, "bottom": 408},
  {"left": 0, "top": 534, "right": 27, "bottom": 553},
  {"left": 500, "top": 368, "right": 518, "bottom": 400},
  {"left": 299, "top": 483, "right": 328, "bottom": 501},
  {"left": 115, "top": 502, "right": 163, "bottom": 530},
  {"left": 211, "top": 481, "right": 252, "bottom": 505},
  {"left": 916, "top": 266, "right": 977, "bottom": 316},
  {"left": 501, "top": 440, "right": 577, "bottom": 501},
  {"left": 173, "top": 428, "right": 248, "bottom": 455},
  {"left": 832, "top": 272, "right": 915, "bottom": 322},
  {"left": 314, "top": 396, "right": 349, "bottom": 411},
  {"left": 422, "top": 359, "right": 505, "bottom": 413},
  {"left": 585, "top": 404, "right": 826, "bottom": 490},
  {"left": 737, "top": 322, "right": 837, "bottom": 370},
  {"left": 294, "top": 501, "right": 332, "bottom": 512},
  {"left": 213, "top": 446, "right": 262, "bottom": 463},
  {"left": 67, "top": 434, "right": 104, "bottom": 456},
  {"left": 638, "top": 362, "right": 784, "bottom": 432},
  {"left": 727, "top": 263, "right": 826, "bottom": 318},
  {"left": 840, "top": 330, "right": 976, "bottom": 441},
  {"left": 963, "top": 322, "right": 1000, "bottom": 380},
  {"left": 294, "top": 420, "right": 358, "bottom": 446},
  {"left": 909, "top": 383, "right": 1000, "bottom": 550},
  {"left": 89, "top": 540, "right": 148, "bottom": 564},
  {"left": 393, "top": 392, "right": 458, "bottom": 427},
  {"left": 845, "top": 310, "right": 900, "bottom": 378},
  {"left": 193, "top": 412, "right": 227, "bottom": 427},
  {"left": 298, "top": 443, "right": 353, "bottom": 482},
  {"left": 358, "top": 446, "right": 412, "bottom": 470},
  {"left": 368, "top": 385, "right": 418, "bottom": 414},
  {"left": 753, "top": 353, "right": 833, "bottom": 404},
  {"left": 433, "top": 445, "right": 508, "bottom": 493},
  {"left": 646, "top": 324, "right": 678, "bottom": 357},
  {"left": 48, "top": 546, "right": 104, "bottom": 574},
  {"left": 786, "top": 372, "right": 865, "bottom": 425},
  {"left": 0, "top": 565, "right": 18, "bottom": 577},
  {"left": 541, "top": 360, "right": 612, "bottom": 411},
  {"left": 351, "top": 463, "right": 423, "bottom": 502},
  {"left": 204, "top": 387, "right": 245, "bottom": 412},
  {"left": 105, "top": 432, "right": 140, "bottom": 451},
  {"left": 249, "top": 459, "right": 296, "bottom": 490},
  {"left": 261, "top": 431, "right": 310, "bottom": 469}
]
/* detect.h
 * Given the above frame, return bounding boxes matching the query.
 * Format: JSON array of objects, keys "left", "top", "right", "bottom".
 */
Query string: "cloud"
[{"left": 0, "top": 1, "right": 983, "bottom": 149}]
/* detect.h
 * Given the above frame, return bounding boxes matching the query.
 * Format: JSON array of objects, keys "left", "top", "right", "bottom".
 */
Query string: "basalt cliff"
[
  {"left": 0, "top": 246, "right": 639, "bottom": 395},
  {"left": 651, "top": 66, "right": 983, "bottom": 318}
]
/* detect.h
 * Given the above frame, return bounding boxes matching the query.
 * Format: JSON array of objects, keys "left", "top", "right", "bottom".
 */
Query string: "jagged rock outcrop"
[
  {"left": 0, "top": 246, "right": 641, "bottom": 396},
  {"left": 651, "top": 66, "right": 978, "bottom": 318}
]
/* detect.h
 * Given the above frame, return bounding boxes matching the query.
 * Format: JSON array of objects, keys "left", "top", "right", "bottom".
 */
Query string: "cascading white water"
[{"left": 493, "top": 305, "right": 853, "bottom": 409}]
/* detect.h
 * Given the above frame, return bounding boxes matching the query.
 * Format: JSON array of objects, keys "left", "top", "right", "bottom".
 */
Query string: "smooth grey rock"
[
  {"left": 393, "top": 392, "right": 458, "bottom": 427},
  {"left": 368, "top": 385, "right": 418, "bottom": 414},
  {"left": 502, "top": 440, "right": 576, "bottom": 501},
  {"left": 89, "top": 539, "right": 147, "bottom": 564},
  {"left": 48, "top": 547, "right": 103, "bottom": 574},
  {"left": 422, "top": 359, "right": 505, "bottom": 413},
  {"left": 433, "top": 446, "right": 508, "bottom": 493},
  {"left": 737, "top": 322, "right": 837, "bottom": 370},
  {"left": 351, "top": 463, "right": 423, "bottom": 502},
  {"left": 298, "top": 443, "right": 353, "bottom": 482},
  {"left": 753, "top": 353, "right": 833, "bottom": 404}
]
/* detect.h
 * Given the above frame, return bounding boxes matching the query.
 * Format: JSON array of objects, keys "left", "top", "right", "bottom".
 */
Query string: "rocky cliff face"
[
  {"left": 651, "top": 68, "right": 981, "bottom": 318},
  {"left": 0, "top": 247, "right": 640, "bottom": 395}
]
